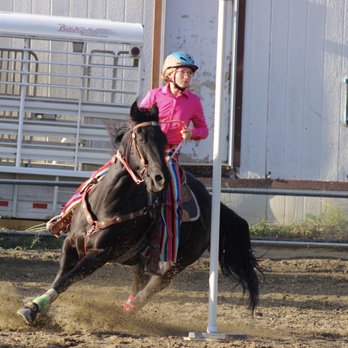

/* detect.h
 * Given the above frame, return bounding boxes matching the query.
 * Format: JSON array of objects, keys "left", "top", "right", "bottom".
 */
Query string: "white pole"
[
  {"left": 228, "top": 0, "right": 240, "bottom": 167},
  {"left": 207, "top": 0, "right": 231, "bottom": 334}
]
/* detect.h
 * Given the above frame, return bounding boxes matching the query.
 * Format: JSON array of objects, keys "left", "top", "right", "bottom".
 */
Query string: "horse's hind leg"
[
  {"left": 17, "top": 247, "right": 110, "bottom": 325},
  {"left": 123, "top": 264, "right": 150, "bottom": 311},
  {"left": 124, "top": 263, "right": 177, "bottom": 313}
]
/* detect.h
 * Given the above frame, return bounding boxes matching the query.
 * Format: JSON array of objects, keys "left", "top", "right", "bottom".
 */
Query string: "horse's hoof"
[
  {"left": 17, "top": 303, "right": 39, "bottom": 325},
  {"left": 123, "top": 294, "right": 136, "bottom": 314},
  {"left": 122, "top": 294, "right": 145, "bottom": 314},
  {"left": 123, "top": 302, "right": 136, "bottom": 314}
]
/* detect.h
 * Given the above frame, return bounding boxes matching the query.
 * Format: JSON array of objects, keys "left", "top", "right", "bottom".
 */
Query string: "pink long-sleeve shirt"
[{"left": 140, "top": 84, "right": 209, "bottom": 145}]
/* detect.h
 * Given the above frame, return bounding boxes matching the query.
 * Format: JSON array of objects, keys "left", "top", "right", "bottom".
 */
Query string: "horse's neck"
[{"left": 95, "top": 164, "right": 140, "bottom": 211}]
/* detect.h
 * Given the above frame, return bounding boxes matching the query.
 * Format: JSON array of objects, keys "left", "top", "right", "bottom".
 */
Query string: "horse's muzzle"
[{"left": 146, "top": 170, "right": 167, "bottom": 192}]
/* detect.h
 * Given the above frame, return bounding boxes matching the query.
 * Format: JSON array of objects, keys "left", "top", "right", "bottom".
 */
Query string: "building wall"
[
  {"left": 7, "top": 1, "right": 348, "bottom": 176},
  {"left": 240, "top": 0, "right": 348, "bottom": 182},
  {"left": 162, "top": 0, "right": 348, "bottom": 224},
  {"left": 235, "top": 0, "right": 348, "bottom": 223}
]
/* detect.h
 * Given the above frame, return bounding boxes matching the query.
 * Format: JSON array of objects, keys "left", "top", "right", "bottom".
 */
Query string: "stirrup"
[{"left": 46, "top": 213, "right": 71, "bottom": 237}]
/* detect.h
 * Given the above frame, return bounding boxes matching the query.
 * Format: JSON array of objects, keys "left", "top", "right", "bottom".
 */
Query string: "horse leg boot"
[
  {"left": 17, "top": 248, "right": 109, "bottom": 325},
  {"left": 17, "top": 288, "right": 59, "bottom": 324},
  {"left": 17, "top": 237, "right": 80, "bottom": 325}
]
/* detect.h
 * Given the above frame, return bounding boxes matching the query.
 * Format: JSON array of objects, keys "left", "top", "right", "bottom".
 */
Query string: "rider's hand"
[{"left": 181, "top": 126, "right": 192, "bottom": 140}]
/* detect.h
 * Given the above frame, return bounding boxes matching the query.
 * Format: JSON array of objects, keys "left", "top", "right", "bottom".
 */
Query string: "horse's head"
[{"left": 115, "top": 101, "right": 170, "bottom": 193}]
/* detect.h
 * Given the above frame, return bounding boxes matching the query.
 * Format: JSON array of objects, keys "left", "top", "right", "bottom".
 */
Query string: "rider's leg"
[{"left": 160, "top": 151, "right": 182, "bottom": 263}]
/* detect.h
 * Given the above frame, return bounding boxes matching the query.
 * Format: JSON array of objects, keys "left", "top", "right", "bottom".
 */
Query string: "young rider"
[{"left": 140, "top": 51, "right": 209, "bottom": 273}]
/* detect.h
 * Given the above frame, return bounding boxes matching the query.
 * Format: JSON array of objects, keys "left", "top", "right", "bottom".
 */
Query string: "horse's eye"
[{"left": 136, "top": 129, "right": 147, "bottom": 143}]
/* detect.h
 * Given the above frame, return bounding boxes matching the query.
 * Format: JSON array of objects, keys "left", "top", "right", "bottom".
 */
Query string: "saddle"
[{"left": 47, "top": 169, "right": 200, "bottom": 237}]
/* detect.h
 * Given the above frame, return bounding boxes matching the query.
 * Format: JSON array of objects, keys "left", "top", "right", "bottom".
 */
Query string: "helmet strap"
[{"left": 167, "top": 70, "right": 186, "bottom": 92}]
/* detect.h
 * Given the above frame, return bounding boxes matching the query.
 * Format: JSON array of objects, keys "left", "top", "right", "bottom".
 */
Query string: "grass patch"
[
  {"left": 0, "top": 220, "right": 64, "bottom": 249},
  {"left": 0, "top": 234, "right": 63, "bottom": 249},
  {"left": 250, "top": 206, "right": 348, "bottom": 241}
]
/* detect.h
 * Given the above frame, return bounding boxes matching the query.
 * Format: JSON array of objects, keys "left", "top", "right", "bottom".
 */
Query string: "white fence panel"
[{"left": 241, "top": 0, "right": 348, "bottom": 182}]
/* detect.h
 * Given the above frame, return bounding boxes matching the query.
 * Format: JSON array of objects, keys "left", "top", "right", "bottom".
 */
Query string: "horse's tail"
[{"left": 218, "top": 203, "right": 261, "bottom": 313}]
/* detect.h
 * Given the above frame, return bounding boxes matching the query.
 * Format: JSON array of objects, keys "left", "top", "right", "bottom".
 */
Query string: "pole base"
[{"left": 185, "top": 332, "right": 248, "bottom": 341}]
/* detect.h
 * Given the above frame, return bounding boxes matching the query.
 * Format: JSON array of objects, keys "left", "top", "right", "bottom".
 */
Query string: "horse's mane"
[{"left": 107, "top": 123, "right": 129, "bottom": 151}]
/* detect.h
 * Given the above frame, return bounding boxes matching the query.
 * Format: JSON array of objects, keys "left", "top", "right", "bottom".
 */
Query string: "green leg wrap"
[{"left": 32, "top": 288, "right": 58, "bottom": 312}]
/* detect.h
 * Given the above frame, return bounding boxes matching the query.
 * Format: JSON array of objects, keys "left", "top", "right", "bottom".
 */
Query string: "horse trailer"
[{"left": 0, "top": 12, "right": 144, "bottom": 220}]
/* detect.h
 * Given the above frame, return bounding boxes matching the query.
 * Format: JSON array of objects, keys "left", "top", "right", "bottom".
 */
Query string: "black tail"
[{"left": 218, "top": 203, "right": 261, "bottom": 313}]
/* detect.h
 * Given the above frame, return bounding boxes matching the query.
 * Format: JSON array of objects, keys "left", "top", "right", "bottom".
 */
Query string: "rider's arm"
[{"left": 189, "top": 96, "right": 209, "bottom": 141}]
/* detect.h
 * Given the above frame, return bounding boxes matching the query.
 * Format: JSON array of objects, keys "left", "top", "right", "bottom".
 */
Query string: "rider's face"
[{"left": 170, "top": 67, "right": 194, "bottom": 89}]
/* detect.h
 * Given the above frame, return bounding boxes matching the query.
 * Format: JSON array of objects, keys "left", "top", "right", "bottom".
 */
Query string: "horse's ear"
[
  {"left": 130, "top": 100, "right": 139, "bottom": 119},
  {"left": 151, "top": 103, "right": 159, "bottom": 118}
]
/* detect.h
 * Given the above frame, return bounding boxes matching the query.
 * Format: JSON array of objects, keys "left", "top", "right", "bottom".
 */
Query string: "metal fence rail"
[
  {"left": 1, "top": 229, "right": 347, "bottom": 250},
  {"left": 2, "top": 179, "right": 348, "bottom": 198},
  {"left": 1, "top": 179, "right": 348, "bottom": 250}
]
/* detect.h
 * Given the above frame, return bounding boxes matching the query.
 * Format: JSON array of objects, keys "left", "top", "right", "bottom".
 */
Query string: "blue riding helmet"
[{"left": 162, "top": 51, "right": 199, "bottom": 75}]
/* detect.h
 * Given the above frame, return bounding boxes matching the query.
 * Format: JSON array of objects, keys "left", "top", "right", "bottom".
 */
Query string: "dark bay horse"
[{"left": 17, "top": 102, "right": 260, "bottom": 325}]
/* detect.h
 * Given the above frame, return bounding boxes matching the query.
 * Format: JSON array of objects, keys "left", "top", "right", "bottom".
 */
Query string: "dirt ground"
[{"left": 0, "top": 246, "right": 347, "bottom": 348}]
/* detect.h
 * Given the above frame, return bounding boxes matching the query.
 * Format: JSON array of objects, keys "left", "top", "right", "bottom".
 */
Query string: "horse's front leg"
[
  {"left": 52, "top": 236, "right": 80, "bottom": 284},
  {"left": 17, "top": 248, "right": 110, "bottom": 325}
]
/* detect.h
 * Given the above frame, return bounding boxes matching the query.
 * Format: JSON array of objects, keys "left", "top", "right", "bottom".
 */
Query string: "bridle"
[
  {"left": 115, "top": 120, "right": 160, "bottom": 185},
  {"left": 115, "top": 119, "right": 186, "bottom": 184}
]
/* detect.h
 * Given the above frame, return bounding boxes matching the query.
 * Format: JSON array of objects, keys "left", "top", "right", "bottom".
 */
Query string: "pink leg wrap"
[{"left": 122, "top": 293, "right": 143, "bottom": 313}]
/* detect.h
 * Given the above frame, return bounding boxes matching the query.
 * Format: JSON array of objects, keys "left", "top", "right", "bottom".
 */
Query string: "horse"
[{"left": 17, "top": 101, "right": 260, "bottom": 325}]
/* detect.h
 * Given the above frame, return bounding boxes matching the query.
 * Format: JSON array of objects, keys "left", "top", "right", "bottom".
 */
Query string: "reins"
[
  {"left": 115, "top": 119, "right": 185, "bottom": 183},
  {"left": 114, "top": 121, "right": 160, "bottom": 185},
  {"left": 158, "top": 120, "right": 186, "bottom": 159},
  {"left": 115, "top": 150, "right": 145, "bottom": 185}
]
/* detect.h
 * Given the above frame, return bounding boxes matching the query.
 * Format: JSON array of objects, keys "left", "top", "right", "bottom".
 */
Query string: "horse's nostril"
[{"left": 155, "top": 174, "right": 164, "bottom": 183}]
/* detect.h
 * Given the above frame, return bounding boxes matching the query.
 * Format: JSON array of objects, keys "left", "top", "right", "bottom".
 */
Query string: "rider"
[
  {"left": 140, "top": 51, "right": 209, "bottom": 273},
  {"left": 47, "top": 51, "right": 208, "bottom": 275}
]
